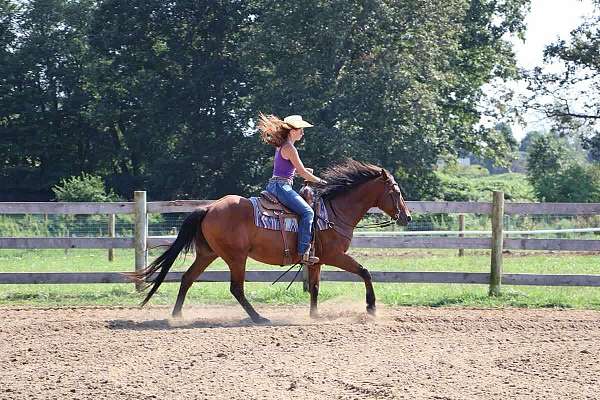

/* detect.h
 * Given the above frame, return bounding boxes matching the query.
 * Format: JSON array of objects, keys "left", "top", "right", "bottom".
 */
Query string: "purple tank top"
[{"left": 273, "top": 147, "right": 295, "bottom": 179}]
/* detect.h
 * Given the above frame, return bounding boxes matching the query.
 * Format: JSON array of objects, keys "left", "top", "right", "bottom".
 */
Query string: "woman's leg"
[{"left": 272, "top": 183, "right": 314, "bottom": 254}]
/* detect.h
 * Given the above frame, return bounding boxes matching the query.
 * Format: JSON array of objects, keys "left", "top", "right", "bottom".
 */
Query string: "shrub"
[
  {"left": 436, "top": 172, "right": 536, "bottom": 202},
  {"left": 52, "top": 173, "right": 121, "bottom": 202}
]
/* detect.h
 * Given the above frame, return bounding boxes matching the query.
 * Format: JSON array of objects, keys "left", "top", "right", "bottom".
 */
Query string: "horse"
[{"left": 131, "top": 159, "right": 412, "bottom": 323}]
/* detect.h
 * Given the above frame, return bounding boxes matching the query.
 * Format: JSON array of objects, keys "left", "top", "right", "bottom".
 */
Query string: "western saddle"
[{"left": 256, "top": 185, "right": 315, "bottom": 265}]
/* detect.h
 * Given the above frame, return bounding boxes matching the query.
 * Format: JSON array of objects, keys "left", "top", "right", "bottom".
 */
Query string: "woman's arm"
[{"left": 281, "top": 144, "right": 325, "bottom": 183}]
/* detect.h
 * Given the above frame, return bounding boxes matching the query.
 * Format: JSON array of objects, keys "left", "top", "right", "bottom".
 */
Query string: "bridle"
[
  {"left": 364, "top": 173, "right": 404, "bottom": 228},
  {"left": 326, "top": 173, "right": 406, "bottom": 231}
]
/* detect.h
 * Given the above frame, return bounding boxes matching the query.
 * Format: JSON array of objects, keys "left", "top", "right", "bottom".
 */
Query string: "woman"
[{"left": 258, "top": 113, "right": 327, "bottom": 265}]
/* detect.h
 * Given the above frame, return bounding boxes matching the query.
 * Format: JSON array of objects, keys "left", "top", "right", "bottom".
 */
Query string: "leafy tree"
[
  {"left": 519, "top": 130, "right": 543, "bottom": 152},
  {"left": 244, "top": 0, "right": 530, "bottom": 199},
  {"left": 526, "top": 134, "right": 568, "bottom": 201},
  {"left": 1, "top": 0, "right": 532, "bottom": 202},
  {"left": 527, "top": 135, "right": 569, "bottom": 176},
  {"left": 527, "top": 132, "right": 600, "bottom": 202},
  {"left": 554, "top": 164, "right": 600, "bottom": 203},
  {"left": 526, "top": 1, "right": 600, "bottom": 153},
  {"left": 469, "top": 123, "right": 518, "bottom": 173},
  {"left": 436, "top": 170, "right": 535, "bottom": 201},
  {"left": 89, "top": 0, "right": 263, "bottom": 199},
  {"left": 0, "top": 0, "right": 106, "bottom": 200}
]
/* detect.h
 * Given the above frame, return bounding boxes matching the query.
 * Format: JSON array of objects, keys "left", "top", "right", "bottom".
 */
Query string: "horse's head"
[{"left": 376, "top": 169, "right": 411, "bottom": 226}]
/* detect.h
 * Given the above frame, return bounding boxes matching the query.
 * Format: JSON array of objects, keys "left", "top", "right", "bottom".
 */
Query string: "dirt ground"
[{"left": 1, "top": 303, "right": 599, "bottom": 400}]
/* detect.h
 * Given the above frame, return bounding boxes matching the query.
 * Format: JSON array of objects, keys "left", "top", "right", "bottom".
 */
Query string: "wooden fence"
[{"left": 2, "top": 191, "right": 600, "bottom": 293}]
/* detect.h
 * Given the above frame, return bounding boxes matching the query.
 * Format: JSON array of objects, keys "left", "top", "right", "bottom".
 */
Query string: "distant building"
[{"left": 458, "top": 157, "right": 471, "bottom": 166}]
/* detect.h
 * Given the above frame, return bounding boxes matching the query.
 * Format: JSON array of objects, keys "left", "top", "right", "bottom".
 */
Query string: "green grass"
[
  {"left": 3, "top": 248, "right": 599, "bottom": 274},
  {"left": 1, "top": 248, "right": 600, "bottom": 309}
]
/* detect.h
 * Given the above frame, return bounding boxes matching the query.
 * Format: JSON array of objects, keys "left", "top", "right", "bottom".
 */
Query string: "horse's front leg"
[
  {"left": 308, "top": 264, "right": 322, "bottom": 318},
  {"left": 323, "top": 253, "right": 376, "bottom": 315}
]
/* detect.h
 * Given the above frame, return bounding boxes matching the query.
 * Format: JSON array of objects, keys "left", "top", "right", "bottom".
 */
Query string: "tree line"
[{"left": 1, "top": 0, "right": 533, "bottom": 201}]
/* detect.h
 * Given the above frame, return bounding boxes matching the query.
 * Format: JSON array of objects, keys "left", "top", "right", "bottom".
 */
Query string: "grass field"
[{"left": 1, "top": 248, "right": 600, "bottom": 309}]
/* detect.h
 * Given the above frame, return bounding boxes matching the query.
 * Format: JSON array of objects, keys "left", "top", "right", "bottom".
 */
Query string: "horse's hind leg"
[
  {"left": 226, "top": 257, "right": 270, "bottom": 324},
  {"left": 172, "top": 251, "right": 217, "bottom": 318}
]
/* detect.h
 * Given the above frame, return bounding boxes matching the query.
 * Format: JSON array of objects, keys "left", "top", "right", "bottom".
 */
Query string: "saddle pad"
[{"left": 249, "top": 197, "right": 330, "bottom": 232}]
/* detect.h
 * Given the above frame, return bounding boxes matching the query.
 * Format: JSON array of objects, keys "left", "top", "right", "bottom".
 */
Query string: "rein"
[
  {"left": 271, "top": 262, "right": 303, "bottom": 289},
  {"left": 328, "top": 200, "right": 397, "bottom": 229}
]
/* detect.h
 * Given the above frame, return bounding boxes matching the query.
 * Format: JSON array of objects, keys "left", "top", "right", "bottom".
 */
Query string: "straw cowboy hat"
[{"left": 284, "top": 115, "right": 313, "bottom": 129}]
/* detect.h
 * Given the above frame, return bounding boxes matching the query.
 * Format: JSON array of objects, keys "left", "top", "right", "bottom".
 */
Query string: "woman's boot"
[{"left": 301, "top": 244, "right": 319, "bottom": 265}]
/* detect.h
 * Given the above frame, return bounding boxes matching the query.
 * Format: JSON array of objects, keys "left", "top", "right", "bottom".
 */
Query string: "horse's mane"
[{"left": 318, "top": 159, "right": 382, "bottom": 199}]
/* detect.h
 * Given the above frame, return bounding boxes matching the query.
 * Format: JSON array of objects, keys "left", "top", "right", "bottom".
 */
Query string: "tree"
[
  {"left": 89, "top": 0, "right": 263, "bottom": 199},
  {"left": 526, "top": 134, "right": 567, "bottom": 201},
  {"left": 0, "top": 0, "right": 105, "bottom": 200},
  {"left": 519, "top": 130, "right": 543, "bottom": 152},
  {"left": 526, "top": 1, "right": 600, "bottom": 153},
  {"left": 1, "top": 0, "right": 532, "bottom": 201},
  {"left": 244, "top": 0, "right": 530, "bottom": 199},
  {"left": 555, "top": 164, "right": 600, "bottom": 203},
  {"left": 526, "top": 132, "right": 599, "bottom": 202},
  {"left": 469, "top": 123, "right": 519, "bottom": 173}
]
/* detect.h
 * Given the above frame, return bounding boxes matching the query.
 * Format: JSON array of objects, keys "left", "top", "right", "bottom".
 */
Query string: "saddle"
[
  {"left": 257, "top": 185, "right": 316, "bottom": 265},
  {"left": 257, "top": 186, "right": 314, "bottom": 217}
]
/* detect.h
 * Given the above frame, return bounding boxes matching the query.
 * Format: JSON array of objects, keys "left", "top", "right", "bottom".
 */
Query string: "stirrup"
[{"left": 301, "top": 251, "right": 319, "bottom": 265}]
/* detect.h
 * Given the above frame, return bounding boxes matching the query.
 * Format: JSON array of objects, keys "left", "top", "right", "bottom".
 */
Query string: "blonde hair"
[{"left": 257, "top": 112, "right": 292, "bottom": 147}]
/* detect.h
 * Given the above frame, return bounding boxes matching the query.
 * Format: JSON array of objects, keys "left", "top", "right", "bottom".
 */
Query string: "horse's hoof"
[
  {"left": 172, "top": 311, "right": 183, "bottom": 319},
  {"left": 310, "top": 311, "right": 320, "bottom": 319},
  {"left": 367, "top": 306, "right": 377, "bottom": 316},
  {"left": 253, "top": 316, "right": 271, "bottom": 325}
]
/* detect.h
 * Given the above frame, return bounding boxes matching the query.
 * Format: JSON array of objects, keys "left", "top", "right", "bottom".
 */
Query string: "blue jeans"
[{"left": 266, "top": 180, "right": 314, "bottom": 254}]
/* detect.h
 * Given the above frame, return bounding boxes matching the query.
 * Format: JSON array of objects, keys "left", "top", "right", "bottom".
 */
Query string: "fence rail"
[
  {"left": 0, "top": 202, "right": 134, "bottom": 214},
  {"left": 2, "top": 236, "right": 599, "bottom": 252},
  {"left": 2, "top": 271, "right": 600, "bottom": 286},
  {"left": 3, "top": 200, "right": 600, "bottom": 215},
  {"left": 1, "top": 192, "right": 600, "bottom": 291}
]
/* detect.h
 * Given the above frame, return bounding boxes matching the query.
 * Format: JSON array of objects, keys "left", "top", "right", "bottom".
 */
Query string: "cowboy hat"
[{"left": 283, "top": 115, "right": 313, "bottom": 129}]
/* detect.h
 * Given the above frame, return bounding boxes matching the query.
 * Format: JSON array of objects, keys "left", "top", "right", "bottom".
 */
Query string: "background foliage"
[
  {"left": 526, "top": 132, "right": 600, "bottom": 203},
  {"left": 525, "top": 0, "right": 600, "bottom": 159},
  {"left": 52, "top": 172, "right": 120, "bottom": 202},
  {"left": 1, "top": 0, "right": 531, "bottom": 201}
]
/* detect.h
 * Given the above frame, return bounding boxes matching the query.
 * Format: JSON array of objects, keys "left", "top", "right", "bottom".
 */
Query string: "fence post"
[
  {"left": 489, "top": 191, "right": 504, "bottom": 296},
  {"left": 108, "top": 214, "right": 115, "bottom": 262},
  {"left": 134, "top": 191, "right": 148, "bottom": 291},
  {"left": 458, "top": 214, "right": 465, "bottom": 257}
]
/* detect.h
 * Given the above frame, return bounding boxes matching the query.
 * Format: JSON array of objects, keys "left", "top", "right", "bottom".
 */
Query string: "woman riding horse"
[
  {"left": 130, "top": 143, "right": 411, "bottom": 323},
  {"left": 258, "top": 113, "right": 327, "bottom": 265}
]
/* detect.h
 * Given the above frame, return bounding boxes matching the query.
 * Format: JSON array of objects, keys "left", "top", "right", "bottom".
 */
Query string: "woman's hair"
[{"left": 257, "top": 113, "right": 292, "bottom": 147}]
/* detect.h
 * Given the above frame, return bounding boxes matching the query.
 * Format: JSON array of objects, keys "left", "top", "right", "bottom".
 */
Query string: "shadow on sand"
[{"left": 106, "top": 317, "right": 308, "bottom": 331}]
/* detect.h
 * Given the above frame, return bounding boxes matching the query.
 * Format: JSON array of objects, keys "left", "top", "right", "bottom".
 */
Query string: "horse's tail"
[{"left": 127, "top": 208, "right": 209, "bottom": 307}]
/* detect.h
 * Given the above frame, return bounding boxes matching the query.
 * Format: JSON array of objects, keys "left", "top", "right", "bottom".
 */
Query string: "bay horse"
[{"left": 131, "top": 159, "right": 411, "bottom": 323}]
